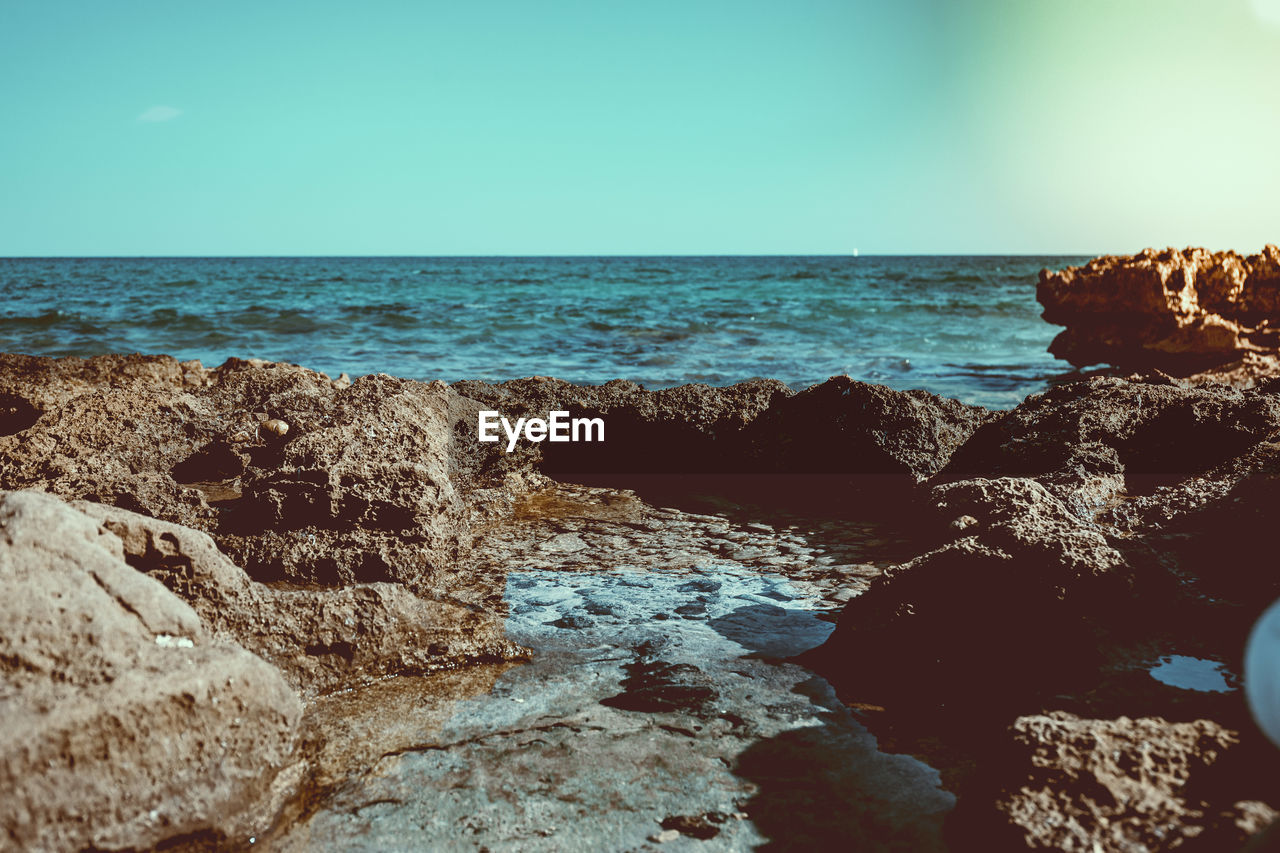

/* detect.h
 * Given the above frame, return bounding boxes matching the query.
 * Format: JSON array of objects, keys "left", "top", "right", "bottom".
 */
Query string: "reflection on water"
[{"left": 1148, "top": 655, "right": 1235, "bottom": 693}]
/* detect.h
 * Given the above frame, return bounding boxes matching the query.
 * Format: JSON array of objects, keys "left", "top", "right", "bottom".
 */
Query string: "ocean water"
[{"left": 0, "top": 255, "right": 1088, "bottom": 409}]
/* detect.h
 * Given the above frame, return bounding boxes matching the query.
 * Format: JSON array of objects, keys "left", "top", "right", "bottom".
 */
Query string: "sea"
[{"left": 0, "top": 255, "right": 1091, "bottom": 410}]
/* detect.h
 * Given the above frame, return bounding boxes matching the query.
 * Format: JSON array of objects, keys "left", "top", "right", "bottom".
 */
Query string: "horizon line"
[{"left": 0, "top": 251, "right": 1108, "bottom": 260}]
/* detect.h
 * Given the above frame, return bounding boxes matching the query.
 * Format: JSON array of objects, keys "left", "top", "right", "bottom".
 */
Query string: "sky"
[{"left": 1, "top": 0, "right": 1279, "bottom": 256}]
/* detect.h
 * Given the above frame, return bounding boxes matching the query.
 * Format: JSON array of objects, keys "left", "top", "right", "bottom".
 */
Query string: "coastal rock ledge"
[
  {"left": 4, "top": 352, "right": 1280, "bottom": 850},
  {"left": 1038, "top": 245, "right": 1280, "bottom": 384}
]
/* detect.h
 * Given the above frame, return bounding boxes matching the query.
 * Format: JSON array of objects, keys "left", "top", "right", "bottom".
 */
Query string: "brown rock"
[
  {"left": 76, "top": 501, "right": 527, "bottom": 696},
  {"left": 941, "top": 376, "right": 1280, "bottom": 519},
  {"left": 0, "top": 355, "right": 525, "bottom": 592},
  {"left": 0, "top": 490, "right": 302, "bottom": 851},
  {"left": 953, "top": 713, "right": 1275, "bottom": 852},
  {"left": 1038, "top": 246, "right": 1280, "bottom": 382},
  {"left": 455, "top": 373, "right": 990, "bottom": 480},
  {"left": 809, "top": 476, "right": 1134, "bottom": 709},
  {"left": 741, "top": 375, "right": 993, "bottom": 480},
  {"left": 218, "top": 372, "right": 473, "bottom": 587},
  {"left": 452, "top": 375, "right": 792, "bottom": 474}
]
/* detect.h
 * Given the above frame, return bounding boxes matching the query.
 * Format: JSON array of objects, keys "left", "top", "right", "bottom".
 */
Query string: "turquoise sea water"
[{"left": 0, "top": 255, "right": 1088, "bottom": 409}]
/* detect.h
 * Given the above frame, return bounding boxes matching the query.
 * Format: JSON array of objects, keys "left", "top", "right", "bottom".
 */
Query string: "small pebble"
[
  {"left": 260, "top": 418, "right": 290, "bottom": 438},
  {"left": 229, "top": 430, "right": 252, "bottom": 443},
  {"left": 648, "top": 829, "right": 681, "bottom": 843},
  {"left": 951, "top": 514, "right": 978, "bottom": 531}
]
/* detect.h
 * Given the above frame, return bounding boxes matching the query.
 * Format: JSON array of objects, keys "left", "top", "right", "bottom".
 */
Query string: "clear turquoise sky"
[{"left": 2, "top": 0, "right": 1279, "bottom": 256}]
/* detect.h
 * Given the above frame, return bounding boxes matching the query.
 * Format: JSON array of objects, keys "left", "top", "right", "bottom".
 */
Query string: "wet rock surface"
[
  {"left": 270, "top": 565, "right": 954, "bottom": 852},
  {"left": 4, "top": 352, "right": 1280, "bottom": 850}
]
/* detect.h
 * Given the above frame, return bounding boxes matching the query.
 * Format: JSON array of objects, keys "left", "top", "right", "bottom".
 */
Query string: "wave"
[
  {"left": 749, "top": 270, "right": 824, "bottom": 282},
  {"left": 142, "top": 309, "right": 221, "bottom": 333},
  {"left": 0, "top": 256, "right": 1060, "bottom": 410},
  {"left": 340, "top": 303, "right": 415, "bottom": 316},
  {"left": 0, "top": 309, "right": 71, "bottom": 329},
  {"left": 0, "top": 310, "right": 109, "bottom": 335}
]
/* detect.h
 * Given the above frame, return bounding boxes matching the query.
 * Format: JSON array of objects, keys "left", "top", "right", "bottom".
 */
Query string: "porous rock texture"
[
  {"left": 812, "top": 373, "right": 1280, "bottom": 849},
  {"left": 1038, "top": 245, "right": 1280, "bottom": 381},
  {"left": 75, "top": 501, "right": 525, "bottom": 696},
  {"left": 0, "top": 355, "right": 987, "bottom": 595},
  {"left": 6, "top": 351, "right": 1280, "bottom": 849},
  {"left": 0, "top": 353, "right": 522, "bottom": 591},
  {"left": 954, "top": 713, "right": 1276, "bottom": 851},
  {"left": 0, "top": 490, "right": 302, "bottom": 852},
  {"left": 941, "top": 376, "right": 1280, "bottom": 516}
]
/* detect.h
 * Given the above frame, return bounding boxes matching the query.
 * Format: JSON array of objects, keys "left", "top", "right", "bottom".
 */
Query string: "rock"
[
  {"left": 1038, "top": 245, "right": 1280, "bottom": 381},
  {"left": 951, "top": 712, "right": 1275, "bottom": 851},
  {"left": 454, "top": 374, "right": 990, "bottom": 481},
  {"left": 0, "top": 354, "right": 987, "bottom": 591},
  {"left": 741, "top": 376, "right": 994, "bottom": 480},
  {"left": 0, "top": 355, "right": 530, "bottom": 594},
  {"left": 661, "top": 813, "right": 723, "bottom": 839},
  {"left": 453, "top": 375, "right": 792, "bottom": 473},
  {"left": 220, "top": 372, "right": 474, "bottom": 588},
  {"left": 941, "top": 377, "right": 1280, "bottom": 519},
  {"left": 0, "top": 490, "right": 302, "bottom": 851},
  {"left": 1097, "top": 437, "right": 1280, "bottom": 653},
  {"left": 75, "top": 501, "right": 527, "bottom": 696},
  {"left": 809, "top": 477, "right": 1134, "bottom": 708}
]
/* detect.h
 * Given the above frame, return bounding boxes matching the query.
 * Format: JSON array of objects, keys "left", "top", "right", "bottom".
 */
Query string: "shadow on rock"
[
  {"left": 733, "top": 675, "right": 954, "bottom": 853},
  {"left": 707, "top": 602, "right": 836, "bottom": 659},
  {"left": 600, "top": 640, "right": 720, "bottom": 715}
]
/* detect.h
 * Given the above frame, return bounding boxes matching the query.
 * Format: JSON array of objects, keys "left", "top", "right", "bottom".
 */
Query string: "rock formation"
[
  {"left": 0, "top": 355, "right": 989, "bottom": 594},
  {"left": 0, "top": 491, "right": 302, "bottom": 851},
  {"left": 809, "top": 373, "right": 1280, "bottom": 850},
  {"left": 4, "top": 352, "right": 1280, "bottom": 849},
  {"left": 953, "top": 713, "right": 1276, "bottom": 851},
  {"left": 76, "top": 501, "right": 525, "bottom": 695},
  {"left": 455, "top": 373, "right": 991, "bottom": 479},
  {"left": 808, "top": 475, "right": 1136, "bottom": 713},
  {"left": 1038, "top": 245, "right": 1280, "bottom": 383}
]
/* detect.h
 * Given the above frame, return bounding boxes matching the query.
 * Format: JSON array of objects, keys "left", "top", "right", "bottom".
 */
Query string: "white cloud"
[
  {"left": 1253, "top": 0, "right": 1280, "bottom": 27},
  {"left": 137, "top": 105, "right": 182, "bottom": 123}
]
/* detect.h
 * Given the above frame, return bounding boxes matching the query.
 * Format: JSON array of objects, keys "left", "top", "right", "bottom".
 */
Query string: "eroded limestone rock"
[
  {"left": 954, "top": 713, "right": 1275, "bottom": 851},
  {"left": 0, "top": 490, "right": 302, "bottom": 852},
  {"left": 1038, "top": 245, "right": 1280, "bottom": 382},
  {"left": 76, "top": 501, "right": 527, "bottom": 696}
]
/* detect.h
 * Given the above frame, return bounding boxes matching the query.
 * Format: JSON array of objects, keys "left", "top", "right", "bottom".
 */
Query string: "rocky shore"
[
  {"left": 3, "top": 345, "right": 1280, "bottom": 851},
  {"left": 1039, "top": 245, "right": 1280, "bottom": 385}
]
